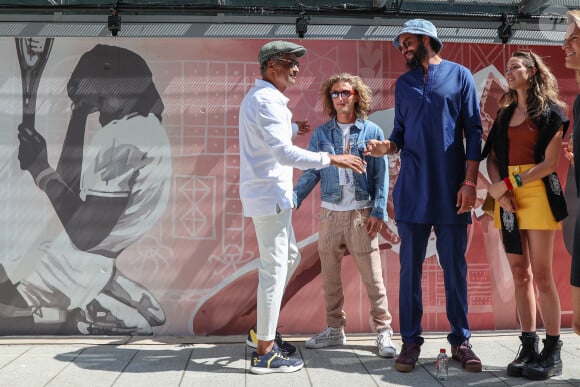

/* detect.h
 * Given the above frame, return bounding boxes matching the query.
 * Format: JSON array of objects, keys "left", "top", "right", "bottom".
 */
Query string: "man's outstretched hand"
[
  {"left": 329, "top": 154, "right": 366, "bottom": 174},
  {"left": 364, "top": 139, "right": 392, "bottom": 157}
]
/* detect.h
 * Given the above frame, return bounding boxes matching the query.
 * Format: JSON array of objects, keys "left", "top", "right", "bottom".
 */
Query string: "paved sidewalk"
[{"left": 0, "top": 330, "right": 578, "bottom": 386}]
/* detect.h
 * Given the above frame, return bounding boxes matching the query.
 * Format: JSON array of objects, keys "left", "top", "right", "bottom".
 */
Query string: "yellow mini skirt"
[{"left": 493, "top": 164, "right": 560, "bottom": 230}]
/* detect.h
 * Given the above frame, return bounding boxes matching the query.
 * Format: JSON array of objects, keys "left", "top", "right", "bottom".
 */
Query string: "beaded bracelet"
[
  {"left": 509, "top": 175, "right": 519, "bottom": 190},
  {"left": 513, "top": 173, "right": 523, "bottom": 187},
  {"left": 503, "top": 177, "right": 514, "bottom": 191},
  {"left": 462, "top": 179, "right": 476, "bottom": 188}
]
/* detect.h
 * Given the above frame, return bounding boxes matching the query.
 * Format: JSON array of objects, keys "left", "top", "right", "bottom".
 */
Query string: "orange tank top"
[{"left": 508, "top": 117, "right": 538, "bottom": 165}]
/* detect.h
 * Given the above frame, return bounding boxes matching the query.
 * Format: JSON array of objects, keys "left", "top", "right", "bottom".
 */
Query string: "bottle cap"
[{"left": 440, "top": 348, "right": 446, "bottom": 353}]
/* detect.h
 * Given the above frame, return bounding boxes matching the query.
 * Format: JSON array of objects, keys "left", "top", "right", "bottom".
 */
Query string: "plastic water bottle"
[{"left": 436, "top": 348, "right": 449, "bottom": 381}]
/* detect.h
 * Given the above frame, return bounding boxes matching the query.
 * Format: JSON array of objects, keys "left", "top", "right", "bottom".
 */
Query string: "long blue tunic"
[{"left": 390, "top": 60, "right": 482, "bottom": 225}]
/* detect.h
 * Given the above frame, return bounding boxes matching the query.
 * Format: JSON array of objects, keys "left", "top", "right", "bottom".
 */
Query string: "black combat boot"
[
  {"left": 507, "top": 333, "right": 538, "bottom": 377},
  {"left": 522, "top": 338, "right": 563, "bottom": 380}
]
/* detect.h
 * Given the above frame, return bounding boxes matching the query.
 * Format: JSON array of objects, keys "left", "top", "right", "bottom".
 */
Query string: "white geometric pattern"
[{"left": 173, "top": 175, "right": 216, "bottom": 240}]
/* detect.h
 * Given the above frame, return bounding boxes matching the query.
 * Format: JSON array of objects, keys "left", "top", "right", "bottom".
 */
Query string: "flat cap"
[{"left": 258, "top": 40, "right": 306, "bottom": 65}]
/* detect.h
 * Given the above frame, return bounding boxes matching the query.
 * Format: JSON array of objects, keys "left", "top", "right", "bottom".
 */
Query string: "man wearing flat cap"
[
  {"left": 364, "top": 19, "right": 483, "bottom": 373},
  {"left": 239, "top": 40, "right": 366, "bottom": 374}
]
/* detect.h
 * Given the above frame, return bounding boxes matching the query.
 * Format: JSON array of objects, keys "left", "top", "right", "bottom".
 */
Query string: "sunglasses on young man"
[{"left": 329, "top": 90, "right": 356, "bottom": 99}]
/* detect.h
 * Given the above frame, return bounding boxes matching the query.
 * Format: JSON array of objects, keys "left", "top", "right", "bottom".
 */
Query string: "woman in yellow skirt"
[{"left": 482, "top": 51, "right": 569, "bottom": 381}]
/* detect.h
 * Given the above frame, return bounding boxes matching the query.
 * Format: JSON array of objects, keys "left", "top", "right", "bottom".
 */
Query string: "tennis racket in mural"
[{"left": 15, "top": 37, "right": 54, "bottom": 131}]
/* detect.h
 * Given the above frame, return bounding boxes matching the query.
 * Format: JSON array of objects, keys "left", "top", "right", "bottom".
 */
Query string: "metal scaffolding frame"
[{"left": 0, "top": 0, "right": 577, "bottom": 45}]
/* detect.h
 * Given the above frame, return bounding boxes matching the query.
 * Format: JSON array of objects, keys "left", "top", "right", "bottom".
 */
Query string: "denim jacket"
[{"left": 294, "top": 118, "right": 389, "bottom": 220}]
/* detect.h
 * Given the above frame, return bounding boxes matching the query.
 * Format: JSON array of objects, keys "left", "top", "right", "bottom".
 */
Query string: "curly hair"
[
  {"left": 499, "top": 50, "right": 566, "bottom": 119},
  {"left": 320, "top": 73, "right": 372, "bottom": 120},
  {"left": 567, "top": 10, "right": 580, "bottom": 87}
]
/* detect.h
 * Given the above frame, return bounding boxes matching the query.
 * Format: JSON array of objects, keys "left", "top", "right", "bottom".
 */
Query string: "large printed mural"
[{"left": 0, "top": 37, "right": 576, "bottom": 336}]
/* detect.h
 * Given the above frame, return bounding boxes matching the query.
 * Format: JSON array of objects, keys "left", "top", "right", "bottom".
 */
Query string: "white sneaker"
[
  {"left": 305, "top": 327, "right": 346, "bottom": 349},
  {"left": 377, "top": 330, "right": 397, "bottom": 358}
]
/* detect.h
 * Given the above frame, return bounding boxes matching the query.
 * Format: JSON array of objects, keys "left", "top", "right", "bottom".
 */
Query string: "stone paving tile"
[{"left": 0, "top": 330, "right": 578, "bottom": 386}]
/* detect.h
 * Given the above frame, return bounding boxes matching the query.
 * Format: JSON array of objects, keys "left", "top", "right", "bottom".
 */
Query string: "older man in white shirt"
[{"left": 239, "top": 40, "right": 366, "bottom": 374}]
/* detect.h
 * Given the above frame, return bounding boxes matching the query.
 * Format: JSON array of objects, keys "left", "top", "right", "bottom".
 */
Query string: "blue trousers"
[{"left": 397, "top": 222, "right": 471, "bottom": 346}]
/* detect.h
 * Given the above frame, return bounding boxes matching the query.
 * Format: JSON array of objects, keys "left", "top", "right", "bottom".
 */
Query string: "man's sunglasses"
[{"left": 277, "top": 58, "right": 300, "bottom": 68}]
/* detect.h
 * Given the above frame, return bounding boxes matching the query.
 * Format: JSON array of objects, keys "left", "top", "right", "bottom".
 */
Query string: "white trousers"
[{"left": 251, "top": 208, "right": 301, "bottom": 341}]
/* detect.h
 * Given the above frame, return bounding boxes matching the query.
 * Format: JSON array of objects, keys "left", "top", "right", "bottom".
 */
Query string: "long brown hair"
[{"left": 498, "top": 50, "right": 566, "bottom": 119}]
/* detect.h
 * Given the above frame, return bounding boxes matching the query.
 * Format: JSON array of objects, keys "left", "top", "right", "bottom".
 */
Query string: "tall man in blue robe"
[{"left": 364, "top": 19, "right": 483, "bottom": 373}]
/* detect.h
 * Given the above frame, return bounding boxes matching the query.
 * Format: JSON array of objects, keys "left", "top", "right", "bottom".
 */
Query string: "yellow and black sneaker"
[{"left": 246, "top": 327, "right": 297, "bottom": 355}]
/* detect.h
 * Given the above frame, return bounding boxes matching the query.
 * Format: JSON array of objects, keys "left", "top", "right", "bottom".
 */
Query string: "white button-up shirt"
[{"left": 239, "top": 79, "right": 330, "bottom": 217}]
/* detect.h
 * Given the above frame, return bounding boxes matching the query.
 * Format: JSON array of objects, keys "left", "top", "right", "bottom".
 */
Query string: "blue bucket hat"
[{"left": 393, "top": 19, "right": 443, "bottom": 53}]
